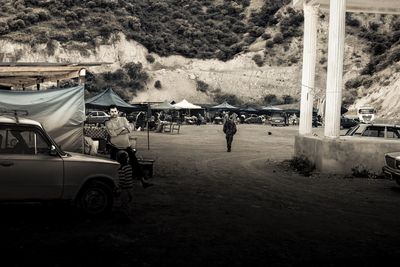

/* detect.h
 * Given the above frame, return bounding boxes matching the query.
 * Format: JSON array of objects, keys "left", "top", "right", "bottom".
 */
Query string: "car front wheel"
[{"left": 77, "top": 181, "right": 113, "bottom": 216}]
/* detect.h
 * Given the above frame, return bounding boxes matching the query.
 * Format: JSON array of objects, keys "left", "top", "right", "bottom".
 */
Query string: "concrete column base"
[{"left": 294, "top": 135, "right": 400, "bottom": 174}]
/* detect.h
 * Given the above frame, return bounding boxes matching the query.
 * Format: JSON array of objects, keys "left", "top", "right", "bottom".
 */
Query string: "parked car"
[
  {"left": 383, "top": 152, "right": 400, "bottom": 185},
  {"left": 270, "top": 114, "right": 286, "bottom": 126},
  {"left": 340, "top": 117, "right": 359, "bottom": 129},
  {"left": 344, "top": 123, "right": 400, "bottom": 139},
  {"left": 244, "top": 114, "right": 263, "bottom": 124},
  {"left": 0, "top": 115, "right": 119, "bottom": 216},
  {"left": 85, "top": 111, "right": 110, "bottom": 125}
]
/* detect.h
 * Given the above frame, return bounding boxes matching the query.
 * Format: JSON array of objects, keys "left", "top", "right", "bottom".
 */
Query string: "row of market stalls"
[
  {"left": 84, "top": 88, "right": 301, "bottom": 116},
  {"left": 150, "top": 100, "right": 299, "bottom": 115}
]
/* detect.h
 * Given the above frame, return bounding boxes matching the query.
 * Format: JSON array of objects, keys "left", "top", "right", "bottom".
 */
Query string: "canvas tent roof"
[
  {"left": 261, "top": 106, "right": 283, "bottom": 111},
  {"left": 151, "top": 101, "right": 179, "bottom": 110},
  {"left": 210, "top": 102, "right": 238, "bottom": 110},
  {"left": 0, "top": 86, "right": 85, "bottom": 152},
  {"left": 242, "top": 107, "right": 258, "bottom": 112},
  {"left": 86, "top": 88, "right": 142, "bottom": 111},
  {"left": 173, "top": 99, "right": 202, "bottom": 109}
]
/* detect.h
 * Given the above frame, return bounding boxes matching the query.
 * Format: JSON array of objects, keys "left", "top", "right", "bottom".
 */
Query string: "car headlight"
[{"left": 396, "top": 160, "right": 400, "bottom": 169}]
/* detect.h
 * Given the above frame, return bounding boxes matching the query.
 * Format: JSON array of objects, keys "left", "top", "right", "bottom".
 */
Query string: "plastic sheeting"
[{"left": 0, "top": 86, "right": 85, "bottom": 152}]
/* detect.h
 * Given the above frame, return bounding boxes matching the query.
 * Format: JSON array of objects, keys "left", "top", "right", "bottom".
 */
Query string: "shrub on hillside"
[
  {"left": 46, "top": 40, "right": 57, "bottom": 56},
  {"left": 345, "top": 76, "right": 369, "bottom": 89},
  {"left": 249, "top": 26, "right": 264, "bottom": 38},
  {"left": 8, "top": 19, "right": 26, "bottom": 30},
  {"left": 369, "top": 21, "right": 380, "bottom": 31},
  {"left": 154, "top": 80, "right": 162, "bottom": 89},
  {"left": 264, "top": 94, "right": 282, "bottom": 105},
  {"left": 0, "top": 22, "right": 10, "bottom": 35},
  {"left": 282, "top": 95, "right": 294, "bottom": 104},
  {"left": 265, "top": 39, "right": 274, "bottom": 48},
  {"left": 371, "top": 43, "right": 387, "bottom": 56},
  {"left": 252, "top": 54, "right": 264, "bottom": 67},
  {"left": 124, "top": 62, "right": 148, "bottom": 90},
  {"left": 103, "top": 69, "right": 128, "bottom": 83},
  {"left": 32, "top": 31, "right": 49, "bottom": 44},
  {"left": 146, "top": 54, "right": 155, "bottom": 63},
  {"left": 272, "top": 32, "right": 284, "bottom": 44},
  {"left": 388, "top": 47, "right": 400, "bottom": 63},
  {"left": 72, "top": 30, "right": 92, "bottom": 42},
  {"left": 346, "top": 14, "right": 361, "bottom": 27},
  {"left": 64, "top": 10, "right": 78, "bottom": 22},
  {"left": 289, "top": 55, "right": 299, "bottom": 64},
  {"left": 99, "top": 24, "right": 116, "bottom": 39},
  {"left": 261, "top": 32, "right": 271, "bottom": 40},
  {"left": 362, "top": 78, "right": 373, "bottom": 89},
  {"left": 249, "top": 0, "right": 288, "bottom": 27},
  {"left": 196, "top": 80, "right": 209, "bottom": 93}
]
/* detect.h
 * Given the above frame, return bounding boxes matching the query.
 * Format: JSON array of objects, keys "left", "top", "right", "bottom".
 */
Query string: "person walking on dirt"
[{"left": 223, "top": 113, "right": 237, "bottom": 152}]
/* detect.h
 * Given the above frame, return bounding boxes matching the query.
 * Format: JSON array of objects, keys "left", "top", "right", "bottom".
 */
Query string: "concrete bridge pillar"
[
  {"left": 324, "top": 0, "right": 347, "bottom": 138},
  {"left": 299, "top": 3, "right": 319, "bottom": 135}
]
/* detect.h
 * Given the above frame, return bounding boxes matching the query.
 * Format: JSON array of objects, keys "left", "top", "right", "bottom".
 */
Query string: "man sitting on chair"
[{"left": 105, "top": 105, "right": 153, "bottom": 188}]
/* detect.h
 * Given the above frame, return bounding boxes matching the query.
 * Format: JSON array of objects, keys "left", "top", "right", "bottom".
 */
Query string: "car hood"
[
  {"left": 385, "top": 152, "right": 400, "bottom": 159},
  {"left": 63, "top": 152, "right": 120, "bottom": 165}
]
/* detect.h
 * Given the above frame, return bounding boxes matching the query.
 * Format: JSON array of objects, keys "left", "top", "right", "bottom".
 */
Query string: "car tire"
[{"left": 77, "top": 181, "right": 113, "bottom": 217}]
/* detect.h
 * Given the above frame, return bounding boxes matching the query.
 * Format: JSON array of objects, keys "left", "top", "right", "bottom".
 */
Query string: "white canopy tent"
[
  {"left": 173, "top": 99, "right": 202, "bottom": 109},
  {"left": 173, "top": 99, "right": 203, "bottom": 117}
]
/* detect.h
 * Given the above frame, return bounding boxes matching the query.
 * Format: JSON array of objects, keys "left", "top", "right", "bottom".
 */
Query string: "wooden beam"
[
  {"left": 0, "top": 71, "right": 82, "bottom": 77},
  {"left": 0, "top": 70, "right": 80, "bottom": 87}
]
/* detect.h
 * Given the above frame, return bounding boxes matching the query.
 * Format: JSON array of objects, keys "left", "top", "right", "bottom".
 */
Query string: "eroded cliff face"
[{"left": 0, "top": 33, "right": 302, "bottom": 104}]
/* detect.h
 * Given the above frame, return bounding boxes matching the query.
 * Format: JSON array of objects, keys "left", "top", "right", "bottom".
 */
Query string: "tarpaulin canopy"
[
  {"left": 173, "top": 99, "right": 202, "bottom": 109},
  {"left": 242, "top": 107, "right": 258, "bottom": 112},
  {"left": 86, "top": 88, "right": 143, "bottom": 111},
  {"left": 0, "top": 86, "right": 85, "bottom": 152},
  {"left": 151, "top": 101, "right": 180, "bottom": 110},
  {"left": 210, "top": 102, "right": 238, "bottom": 110},
  {"left": 261, "top": 106, "right": 283, "bottom": 111}
]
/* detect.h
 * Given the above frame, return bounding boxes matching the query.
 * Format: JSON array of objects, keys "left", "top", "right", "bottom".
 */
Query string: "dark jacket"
[{"left": 223, "top": 120, "right": 237, "bottom": 136}]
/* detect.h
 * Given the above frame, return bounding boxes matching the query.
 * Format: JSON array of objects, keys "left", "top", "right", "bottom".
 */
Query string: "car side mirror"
[{"left": 49, "top": 145, "right": 57, "bottom": 156}]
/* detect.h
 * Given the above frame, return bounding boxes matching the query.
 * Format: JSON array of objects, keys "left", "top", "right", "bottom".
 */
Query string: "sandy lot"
[{"left": 1, "top": 124, "right": 400, "bottom": 267}]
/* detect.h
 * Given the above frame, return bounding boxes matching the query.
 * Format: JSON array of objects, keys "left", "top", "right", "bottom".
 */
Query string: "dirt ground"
[{"left": 1, "top": 124, "right": 400, "bottom": 267}]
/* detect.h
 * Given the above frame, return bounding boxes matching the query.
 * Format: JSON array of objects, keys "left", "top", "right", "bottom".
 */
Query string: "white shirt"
[{"left": 105, "top": 117, "right": 132, "bottom": 149}]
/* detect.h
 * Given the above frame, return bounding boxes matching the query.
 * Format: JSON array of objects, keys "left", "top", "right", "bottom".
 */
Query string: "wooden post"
[{"left": 147, "top": 102, "right": 151, "bottom": 150}]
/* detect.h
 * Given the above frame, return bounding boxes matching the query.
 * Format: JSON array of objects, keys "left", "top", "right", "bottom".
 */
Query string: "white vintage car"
[
  {"left": 383, "top": 152, "right": 400, "bottom": 186},
  {"left": 0, "top": 115, "right": 120, "bottom": 216}
]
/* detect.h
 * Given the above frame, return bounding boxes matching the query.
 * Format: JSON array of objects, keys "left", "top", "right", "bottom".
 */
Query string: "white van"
[{"left": 357, "top": 106, "right": 375, "bottom": 123}]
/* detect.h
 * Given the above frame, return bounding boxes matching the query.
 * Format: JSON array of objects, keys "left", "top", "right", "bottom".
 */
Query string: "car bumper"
[{"left": 382, "top": 166, "right": 400, "bottom": 185}]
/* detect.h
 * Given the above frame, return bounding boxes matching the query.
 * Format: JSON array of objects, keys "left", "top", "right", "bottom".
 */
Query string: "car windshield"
[
  {"left": 272, "top": 114, "right": 284, "bottom": 118},
  {"left": 358, "top": 109, "right": 375, "bottom": 114}
]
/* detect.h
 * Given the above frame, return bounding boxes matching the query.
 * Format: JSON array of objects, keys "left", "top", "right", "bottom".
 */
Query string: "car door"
[
  {"left": 386, "top": 127, "right": 400, "bottom": 139},
  {"left": 0, "top": 125, "right": 63, "bottom": 200}
]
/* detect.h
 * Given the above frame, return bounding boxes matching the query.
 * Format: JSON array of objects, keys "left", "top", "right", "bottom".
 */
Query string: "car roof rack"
[{"left": 0, "top": 109, "right": 29, "bottom": 124}]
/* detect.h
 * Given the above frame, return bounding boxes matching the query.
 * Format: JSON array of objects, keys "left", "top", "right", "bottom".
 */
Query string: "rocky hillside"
[{"left": 0, "top": 0, "right": 400, "bottom": 116}]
